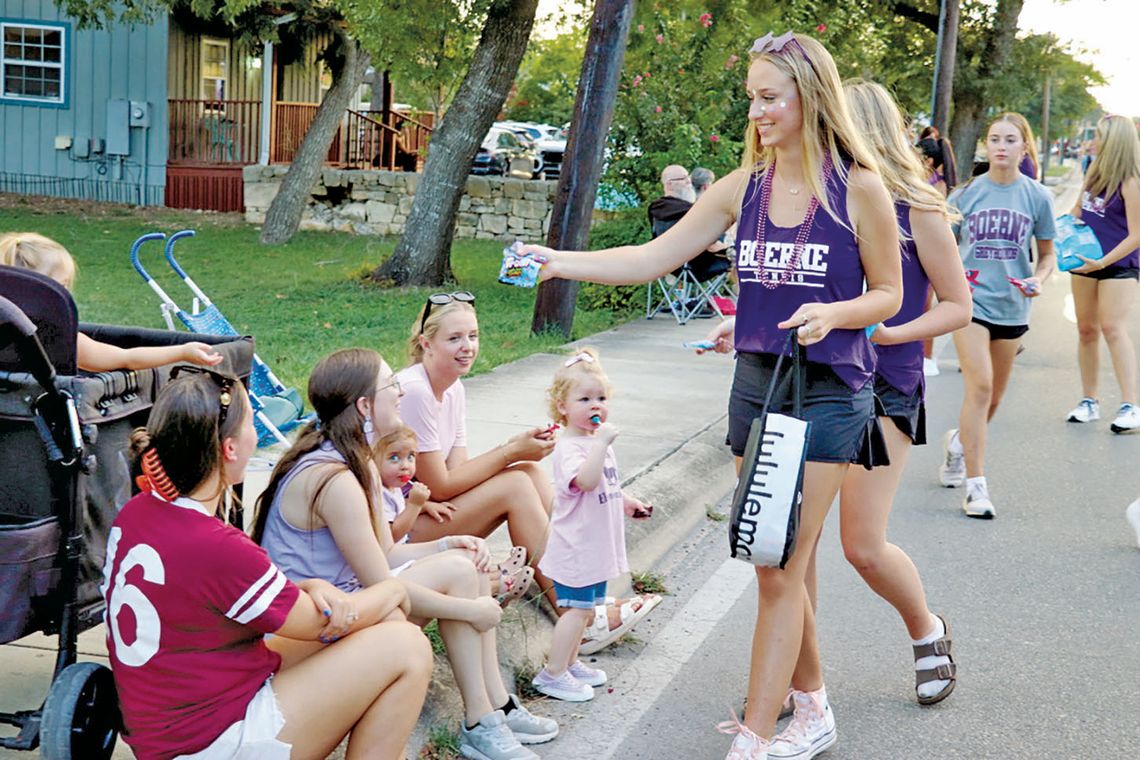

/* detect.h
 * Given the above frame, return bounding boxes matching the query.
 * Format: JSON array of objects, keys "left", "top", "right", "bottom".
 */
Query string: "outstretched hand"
[
  {"left": 517, "top": 244, "right": 557, "bottom": 281},
  {"left": 182, "top": 342, "right": 224, "bottom": 367},
  {"left": 696, "top": 317, "right": 736, "bottom": 355}
]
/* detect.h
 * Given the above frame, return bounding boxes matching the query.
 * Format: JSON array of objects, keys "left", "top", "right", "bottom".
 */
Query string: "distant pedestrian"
[
  {"left": 530, "top": 348, "right": 657, "bottom": 703},
  {"left": 692, "top": 166, "right": 717, "bottom": 197},
  {"left": 1005, "top": 113, "right": 1041, "bottom": 181},
  {"left": 918, "top": 125, "right": 958, "bottom": 188},
  {"left": 523, "top": 31, "right": 902, "bottom": 760},
  {"left": 1063, "top": 114, "right": 1140, "bottom": 433},
  {"left": 938, "top": 112, "right": 1057, "bottom": 518}
]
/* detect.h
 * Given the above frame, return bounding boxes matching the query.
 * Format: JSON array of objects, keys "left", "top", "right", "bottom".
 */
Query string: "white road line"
[{"left": 541, "top": 558, "right": 757, "bottom": 760}]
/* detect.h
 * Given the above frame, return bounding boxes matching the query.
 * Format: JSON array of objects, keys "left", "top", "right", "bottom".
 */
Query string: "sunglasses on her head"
[
  {"left": 420, "top": 290, "right": 476, "bottom": 333},
  {"left": 169, "top": 364, "right": 236, "bottom": 426}
]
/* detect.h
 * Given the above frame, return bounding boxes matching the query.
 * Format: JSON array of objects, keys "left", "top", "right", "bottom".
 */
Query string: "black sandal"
[{"left": 914, "top": 613, "right": 957, "bottom": 705}]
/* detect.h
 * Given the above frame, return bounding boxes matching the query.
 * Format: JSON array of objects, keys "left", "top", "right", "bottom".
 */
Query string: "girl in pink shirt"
[{"left": 531, "top": 349, "right": 656, "bottom": 702}]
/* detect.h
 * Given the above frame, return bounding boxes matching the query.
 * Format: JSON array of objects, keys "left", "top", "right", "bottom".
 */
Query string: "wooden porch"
[{"left": 165, "top": 98, "right": 434, "bottom": 212}]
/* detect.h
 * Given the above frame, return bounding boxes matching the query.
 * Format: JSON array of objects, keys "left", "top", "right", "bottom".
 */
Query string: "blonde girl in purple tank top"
[
  {"left": 819, "top": 80, "right": 971, "bottom": 706},
  {"left": 1065, "top": 114, "right": 1140, "bottom": 434},
  {"left": 522, "top": 33, "right": 902, "bottom": 760}
]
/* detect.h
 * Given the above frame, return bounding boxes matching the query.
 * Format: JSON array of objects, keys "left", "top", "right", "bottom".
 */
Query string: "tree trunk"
[
  {"left": 931, "top": 0, "right": 959, "bottom": 136},
  {"left": 531, "top": 0, "right": 635, "bottom": 337},
  {"left": 260, "top": 34, "right": 371, "bottom": 245},
  {"left": 947, "top": 0, "right": 1024, "bottom": 179},
  {"left": 374, "top": 0, "right": 539, "bottom": 286}
]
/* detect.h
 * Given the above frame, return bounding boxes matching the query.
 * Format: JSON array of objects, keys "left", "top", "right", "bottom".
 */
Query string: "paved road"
[{"left": 534, "top": 176, "right": 1140, "bottom": 759}]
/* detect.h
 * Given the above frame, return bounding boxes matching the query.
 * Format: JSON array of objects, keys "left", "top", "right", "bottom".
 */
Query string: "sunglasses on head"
[
  {"left": 169, "top": 365, "right": 236, "bottom": 426},
  {"left": 420, "top": 291, "right": 476, "bottom": 333}
]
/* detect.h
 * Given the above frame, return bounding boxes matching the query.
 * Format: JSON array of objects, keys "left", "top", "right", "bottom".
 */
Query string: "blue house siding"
[{"left": 0, "top": 0, "right": 168, "bottom": 205}]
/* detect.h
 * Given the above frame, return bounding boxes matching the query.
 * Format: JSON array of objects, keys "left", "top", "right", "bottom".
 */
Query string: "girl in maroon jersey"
[{"left": 105, "top": 370, "right": 431, "bottom": 760}]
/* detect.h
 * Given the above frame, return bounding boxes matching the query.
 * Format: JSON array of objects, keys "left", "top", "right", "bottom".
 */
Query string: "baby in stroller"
[{"left": 0, "top": 232, "right": 222, "bottom": 372}]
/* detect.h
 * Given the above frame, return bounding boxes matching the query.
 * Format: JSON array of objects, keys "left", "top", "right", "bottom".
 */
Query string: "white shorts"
[{"left": 175, "top": 678, "right": 291, "bottom": 759}]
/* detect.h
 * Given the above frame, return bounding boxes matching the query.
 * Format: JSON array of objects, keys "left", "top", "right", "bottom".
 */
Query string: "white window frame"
[
  {"left": 199, "top": 37, "right": 230, "bottom": 104},
  {"left": 1, "top": 21, "right": 67, "bottom": 105}
]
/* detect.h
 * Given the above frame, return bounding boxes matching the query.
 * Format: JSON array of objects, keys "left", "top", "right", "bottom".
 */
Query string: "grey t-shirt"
[{"left": 949, "top": 174, "right": 1056, "bottom": 326}]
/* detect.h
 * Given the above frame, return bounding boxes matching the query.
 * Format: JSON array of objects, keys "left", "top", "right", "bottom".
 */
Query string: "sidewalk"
[{"left": 0, "top": 314, "right": 741, "bottom": 758}]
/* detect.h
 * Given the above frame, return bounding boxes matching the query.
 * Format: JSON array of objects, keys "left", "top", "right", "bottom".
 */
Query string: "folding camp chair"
[{"left": 645, "top": 216, "right": 735, "bottom": 325}]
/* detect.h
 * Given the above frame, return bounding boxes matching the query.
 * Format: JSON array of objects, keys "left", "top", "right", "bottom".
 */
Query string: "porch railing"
[
  {"left": 166, "top": 99, "right": 432, "bottom": 170},
  {"left": 339, "top": 110, "right": 432, "bottom": 170},
  {"left": 168, "top": 99, "right": 261, "bottom": 165}
]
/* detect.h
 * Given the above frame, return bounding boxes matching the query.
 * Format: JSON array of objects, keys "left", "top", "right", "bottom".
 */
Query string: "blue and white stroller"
[{"left": 130, "top": 231, "right": 311, "bottom": 446}]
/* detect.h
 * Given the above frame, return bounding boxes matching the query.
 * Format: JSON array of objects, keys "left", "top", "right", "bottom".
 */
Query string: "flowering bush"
[{"left": 604, "top": 4, "right": 763, "bottom": 206}]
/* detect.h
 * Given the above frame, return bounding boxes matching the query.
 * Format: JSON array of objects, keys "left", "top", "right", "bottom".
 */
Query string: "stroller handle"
[
  {"left": 129, "top": 232, "right": 168, "bottom": 281},
  {"left": 0, "top": 294, "right": 58, "bottom": 395},
  {"left": 164, "top": 229, "right": 196, "bottom": 280}
]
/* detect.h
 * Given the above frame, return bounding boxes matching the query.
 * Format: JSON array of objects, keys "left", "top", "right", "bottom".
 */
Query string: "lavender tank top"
[
  {"left": 1019, "top": 154, "right": 1038, "bottom": 181},
  {"left": 1081, "top": 190, "right": 1139, "bottom": 271},
  {"left": 734, "top": 161, "right": 876, "bottom": 391},
  {"left": 260, "top": 444, "right": 361, "bottom": 592},
  {"left": 874, "top": 203, "right": 931, "bottom": 396}
]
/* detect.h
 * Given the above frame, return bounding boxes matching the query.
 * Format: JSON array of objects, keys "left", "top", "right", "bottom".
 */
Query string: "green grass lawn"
[{"left": 0, "top": 196, "right": 633, "bottom": 391}]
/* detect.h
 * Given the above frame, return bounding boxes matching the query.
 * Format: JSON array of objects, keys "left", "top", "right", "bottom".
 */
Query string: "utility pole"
[
  {"left": 930, "top": 0, "right": 960, "bottom": 135},
  {"left": 531, "top": 0, "right": 635, "bottom": 337},
  {"left": 1040, "top": 76, "right": 1052, "bottom": 179}
]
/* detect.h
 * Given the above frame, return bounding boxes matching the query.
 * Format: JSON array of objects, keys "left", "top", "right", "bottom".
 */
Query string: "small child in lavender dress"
[
  {"left": 532, "top": 348, "right": 658, "bottom": 702},
  {"left": 375, "top": 426, "right": 430, "bottom": 543}
]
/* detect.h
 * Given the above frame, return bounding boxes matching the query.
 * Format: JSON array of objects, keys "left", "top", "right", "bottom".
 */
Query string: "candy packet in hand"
[
  {"left": 498, "top": 241, "right": 542, "bottom": 288},
  {"left": 1007, "top": 276, "right": 1039, "bottom": 296}
]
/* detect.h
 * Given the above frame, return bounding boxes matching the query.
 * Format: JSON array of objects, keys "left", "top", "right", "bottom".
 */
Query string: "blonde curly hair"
[{"left": 545, "top": 347, "right": 613, "bottom": 426}]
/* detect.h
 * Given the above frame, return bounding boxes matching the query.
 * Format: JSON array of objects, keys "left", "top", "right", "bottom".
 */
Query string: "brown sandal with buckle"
[{"left": 914, "top": 613, "right": 957, "bottom": 705}]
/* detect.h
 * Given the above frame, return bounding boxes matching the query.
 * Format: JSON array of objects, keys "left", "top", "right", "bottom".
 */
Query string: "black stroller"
[{"left": 0, "top": 265, "right": 253, "bottom": 758}]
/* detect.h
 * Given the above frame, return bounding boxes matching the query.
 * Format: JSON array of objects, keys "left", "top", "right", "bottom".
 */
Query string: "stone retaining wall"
[{"left": 242, "top": 165, "right": 556, "bottom": 240}]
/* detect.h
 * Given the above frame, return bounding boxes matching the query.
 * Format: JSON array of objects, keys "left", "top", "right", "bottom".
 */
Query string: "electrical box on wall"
[
  {"left": 129, "top": 101, "right": 150, "bottom": 128},
  {"left": 106, "top": 99, "right": 130, "bottom": 155},
  {"left": 54, "top": 135, "right": 72, "bottom": 150}
]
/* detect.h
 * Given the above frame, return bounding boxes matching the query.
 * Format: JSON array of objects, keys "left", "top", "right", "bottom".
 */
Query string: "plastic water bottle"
[{"left": 1055, "top": 214, "right": 1104, "bottom": 272}]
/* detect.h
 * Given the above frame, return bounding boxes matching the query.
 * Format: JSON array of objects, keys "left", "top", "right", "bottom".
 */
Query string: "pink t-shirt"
[
  {"left": 103, "top": 494, "right": 299, "bottom": 760},
  {"left": 538, "top": 436, "right": 629, "bottom": 587},
  {"left": 396, "top": 363, "right": 467, "bottom": 458}
]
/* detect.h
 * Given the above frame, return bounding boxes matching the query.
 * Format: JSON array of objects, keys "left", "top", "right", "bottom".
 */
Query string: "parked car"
[
  {"left": 497, "top": 121, "right": 566, "bottom": 180},
  {"left": 471, "top": 127, "right": 541, "bottom": 178}
]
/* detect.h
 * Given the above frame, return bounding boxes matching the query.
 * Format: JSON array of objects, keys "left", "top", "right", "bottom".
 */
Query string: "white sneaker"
[
  {"left": 1126, "top": 499, "right": 1140, "bottom": 549},
  {"left": 718, "top": 717, "right": 770, "bottom": 760},
  {"left": 567, "top": 659, "right": 607, "bottom": 686},
  {"left": 503, "top": 694, "right": 558, "bottom": 745},
  {"left": 962, "top": 489, "right": 995, "bottom": 519},
  {"left": 531, "top": 667, "right": 594, "bottom": 702},
  {"left": 768, "top": 688, "right": 837, "bottom": 760},
  {"left": 1110, "top": 403, "right": 1140, "bottom": 433},
  {"left": 1067, "top": 397, "right": 1100, "bottom": 423},
  {"left": 923, "top": 357, "right": 940, "bottom": 377},
  {"left": 459, "top": 710, "right": 538, "bottom": 760},
  {"left": 938, "top": 429, "right": 965, "bottom": 487}
]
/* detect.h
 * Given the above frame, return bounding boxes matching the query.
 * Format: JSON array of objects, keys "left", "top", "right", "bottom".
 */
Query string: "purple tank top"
[
  {"left": 734, "top": 161, "right": 876, "bottom": 391},
  {"left": 1081, "top": 190, "right": 1139, "bottom": 271},
  {"left": 874, "top": 203, "right": 931, "bottom": 396},
  {"left": 1018, "top": 154, "right": 1038, "bottom": 181}
]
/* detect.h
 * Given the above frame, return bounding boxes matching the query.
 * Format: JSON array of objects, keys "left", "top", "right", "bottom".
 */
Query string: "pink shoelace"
[{"left": 717, "top": 714, "right": 769, "bottom": 760}]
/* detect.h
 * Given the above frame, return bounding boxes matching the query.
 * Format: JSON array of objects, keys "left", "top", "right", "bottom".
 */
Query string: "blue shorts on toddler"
[{"left": 552, "top": 580, "right": 607, "bottom": 610}]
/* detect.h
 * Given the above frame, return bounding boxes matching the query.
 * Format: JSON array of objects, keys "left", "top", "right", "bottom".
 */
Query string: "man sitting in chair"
[{"left": 646, "top": 165, "right": 731, "bottom": 317}]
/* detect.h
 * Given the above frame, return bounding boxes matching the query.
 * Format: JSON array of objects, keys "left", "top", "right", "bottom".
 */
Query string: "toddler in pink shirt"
[{"left": 533, "top": 348, "right": 654, "bottom": 702}]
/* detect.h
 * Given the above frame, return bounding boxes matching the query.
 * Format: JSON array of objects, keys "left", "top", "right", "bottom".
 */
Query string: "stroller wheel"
[{"left": 40, "top": 662, "right": 119, "bottom": 760}]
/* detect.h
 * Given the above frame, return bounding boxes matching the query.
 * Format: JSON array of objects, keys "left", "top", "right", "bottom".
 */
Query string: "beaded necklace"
[{"left": 754, "top": 154, "right": 834, "bottom": 290}]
